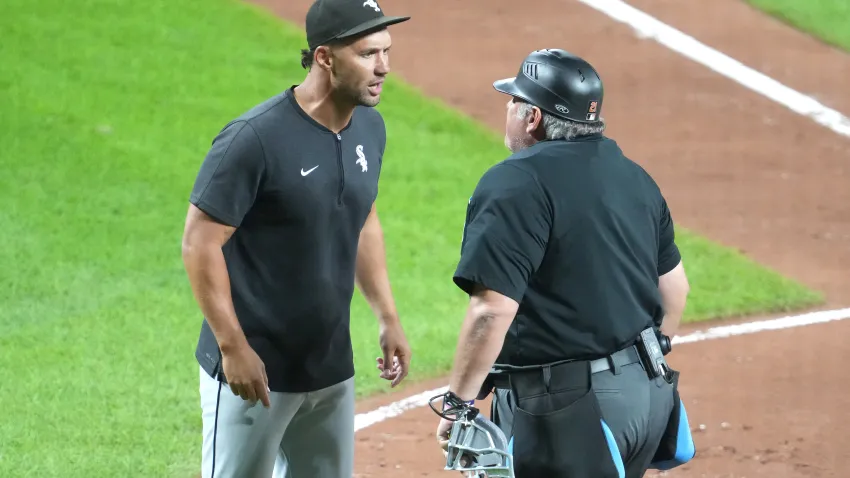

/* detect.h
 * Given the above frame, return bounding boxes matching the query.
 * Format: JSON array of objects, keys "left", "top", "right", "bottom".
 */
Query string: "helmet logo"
[{"left": 555, "top": 104, "right": 569, "bottom": 114}]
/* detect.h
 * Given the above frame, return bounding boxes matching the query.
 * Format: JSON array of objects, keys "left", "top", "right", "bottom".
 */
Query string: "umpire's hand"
[
  {"left": 220, "top": 341, "right": 271, "bottom": 408},
  {"left": 436, "top": 418, "right": 475, "bottom": 474}
]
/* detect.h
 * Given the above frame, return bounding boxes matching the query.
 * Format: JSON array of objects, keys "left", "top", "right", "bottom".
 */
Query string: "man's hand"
[
  {"left": 436, "top": 417, "right": 476, "bottom": 474},
  {"left": 220, "top": 341, "right": 271, "bottom": 408},
  {"left": 436, "top": 416, "right": 453, "bottom": 454},
  {"left": 375, "top": 320, "right": 411, "bottom": 387}
]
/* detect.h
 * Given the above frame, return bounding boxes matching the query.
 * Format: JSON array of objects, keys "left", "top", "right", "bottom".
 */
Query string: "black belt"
[{"left": 488, "top": 345, "right": 643, "bottom": 392}]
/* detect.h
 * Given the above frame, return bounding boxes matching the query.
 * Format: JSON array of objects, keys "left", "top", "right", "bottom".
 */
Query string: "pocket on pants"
[{"left": 511, "top": 385, "right": 624, "bottom": 478}]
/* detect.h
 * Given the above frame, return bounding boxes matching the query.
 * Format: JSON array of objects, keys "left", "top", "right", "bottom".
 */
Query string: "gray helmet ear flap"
[{"left": 429, "top": 391, "right": 515, "bottom": 478}]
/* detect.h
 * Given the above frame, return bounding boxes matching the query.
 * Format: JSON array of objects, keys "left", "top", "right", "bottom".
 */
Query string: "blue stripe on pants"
[
  {"left": 600, "top": 419, "right": 626, "bottom": 478},
  {"left": 651, "top": 401, "right": 696, "bottom": 470}
]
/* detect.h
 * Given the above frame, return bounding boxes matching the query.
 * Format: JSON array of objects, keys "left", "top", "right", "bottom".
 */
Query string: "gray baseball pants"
[
  {"left": 199, "top": 367, "right": 355, "bottom": 478},
  {"left": 491, "top": 360, "right": 675, "bottom": 478}
]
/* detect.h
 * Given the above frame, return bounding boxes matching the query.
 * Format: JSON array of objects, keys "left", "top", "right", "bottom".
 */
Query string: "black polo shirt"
[
  {"left": 188, "top": 86, "right": 385, "bottom": 393},
  {"left": 454, "top": 134, "right": 681, "bottom": 367}
]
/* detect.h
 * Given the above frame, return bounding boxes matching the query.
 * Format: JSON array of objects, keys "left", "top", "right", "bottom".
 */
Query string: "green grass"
[
  {"left": 670, "top": 230, "right": 821, "bottom": 321},
  {"left": 0, "top": 0, "right": 824, "bottom": 476},
  {"left": 745, "top": 0, "right": 850, "bottom": 51}
]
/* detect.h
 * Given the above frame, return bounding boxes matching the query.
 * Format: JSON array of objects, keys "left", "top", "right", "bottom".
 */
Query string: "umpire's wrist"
[{"left": 443, "top": 390, "right": 475, "bottom": 410}]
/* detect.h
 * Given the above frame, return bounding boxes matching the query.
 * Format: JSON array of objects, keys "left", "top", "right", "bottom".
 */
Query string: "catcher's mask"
[{"left": 429, "top": 391, "right": 515, "bottom": 478}]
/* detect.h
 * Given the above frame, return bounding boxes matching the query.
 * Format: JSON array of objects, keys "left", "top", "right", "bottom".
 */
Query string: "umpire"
[{"left": 435, "top": 49, "right": 694, "bottom": 478}]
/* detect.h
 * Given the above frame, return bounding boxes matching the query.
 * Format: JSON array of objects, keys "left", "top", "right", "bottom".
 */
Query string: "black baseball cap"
[{"left": 306, "top": 0, "right": 411, "bottom": 51}]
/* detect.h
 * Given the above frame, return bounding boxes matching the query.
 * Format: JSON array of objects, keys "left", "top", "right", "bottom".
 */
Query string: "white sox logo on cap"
[{"left": 363, "top": 0, "right": 381, "bottom": 12}]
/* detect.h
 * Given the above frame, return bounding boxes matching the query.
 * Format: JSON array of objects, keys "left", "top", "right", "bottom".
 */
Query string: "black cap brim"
[
  {"left": 493, "top": 78, "right": 519, "bottom": 96},
  {"left": 493, "top": 77, "right": 535, "bottom": 104},
  {"left": 334, "top": 16, "right": 411, "bottom": 42}
]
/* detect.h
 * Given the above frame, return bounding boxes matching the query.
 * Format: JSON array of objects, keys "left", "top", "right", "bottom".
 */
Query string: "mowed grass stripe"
[
  {"left": 745, "top": 0, "right": 850, "bottom": 51},
  {"left": 0, "top": 0, "right": 823, "bottom": 475}
]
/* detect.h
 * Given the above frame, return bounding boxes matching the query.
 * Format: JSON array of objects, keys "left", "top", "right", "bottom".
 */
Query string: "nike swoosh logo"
[{"left": 301, "top": 166, "right": 318, "bottom": 176}]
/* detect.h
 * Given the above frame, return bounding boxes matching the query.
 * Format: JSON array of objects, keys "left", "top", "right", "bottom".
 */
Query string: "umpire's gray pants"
[
  {"left": 491, "top": 361, "right": 675, "bottom": 478},
  {"left": 199, "top": 367, "right": 355, "bottom": 478}
]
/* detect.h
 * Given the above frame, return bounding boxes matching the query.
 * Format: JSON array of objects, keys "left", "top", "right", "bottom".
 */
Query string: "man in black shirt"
[
  {"left": 434, "top": 49, "right": 693, "bottom": 478},
  {"left": 181, "top": 0, "right": 412, "bottom": 476}
]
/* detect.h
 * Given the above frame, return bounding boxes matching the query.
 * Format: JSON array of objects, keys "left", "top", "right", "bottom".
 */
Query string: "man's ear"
[
  {"left": 314, "top": 45, "right": 334, "bottom": 71},
  {"left": 526, "top": 106, "right": 544, "bottom": 135}
]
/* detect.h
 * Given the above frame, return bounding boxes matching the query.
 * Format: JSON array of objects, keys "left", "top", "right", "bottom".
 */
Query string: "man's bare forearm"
[
  {"left": 660, "top": 297, "right": 686, "bottom": 337},
  {"left": 355, "top": 206, "right": 399, "bottom": 325},
  {"left": 448, "top": 293, "right": 516, "bottom": 401},
  {"left": 182, "top": 242, "right": 247, "bottom": 353},
  {"left": 658, "top": 261, "right": 690, "bottom": 337}
]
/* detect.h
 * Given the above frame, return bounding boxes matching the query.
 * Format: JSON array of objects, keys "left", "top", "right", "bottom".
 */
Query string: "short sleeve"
[
  {"left": 453, "top": 163, "right": 552, "bottom": 302},
  {"left": 657, "top": 197, "right": 681, "bottom": 275},
  {"left": 189, "top": 121, "right": 266, "bottom": 227},
  {"left": 377, "top": 112, "right": 387, "bottom": 159}
]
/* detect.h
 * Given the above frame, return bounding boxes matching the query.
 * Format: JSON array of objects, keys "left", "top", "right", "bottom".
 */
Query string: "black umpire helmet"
[{"left": 494, "top": 49, "right": 604, "bottom": 124}]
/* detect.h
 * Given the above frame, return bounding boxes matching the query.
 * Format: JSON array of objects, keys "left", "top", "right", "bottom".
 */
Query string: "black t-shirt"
[
  {"left": 454, "top": 134, "right": 681, "bottom": 367},
  {"left": 189, "top": 87, "right": 386, "bottom": 393}
]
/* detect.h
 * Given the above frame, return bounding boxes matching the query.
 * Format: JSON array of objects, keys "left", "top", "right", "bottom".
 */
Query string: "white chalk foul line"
[
  {"left": 573, "top": 0, "right": 850, "bottom": 138},
  {"left": 354, "top": 307, "right": 850, "bottom": 432},
  {"left": 355, "top": 386, "right": 448, "bottom": 432},
  {"left": 672, "top": 307, "right": 850, "bottom": 345}
]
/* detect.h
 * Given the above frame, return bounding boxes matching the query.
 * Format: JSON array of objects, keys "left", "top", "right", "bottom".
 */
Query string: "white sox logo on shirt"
[
  {"left": 363, "top": 0, "right": 381, "bottom": 12},
  {"left": 355, "top": 145, "right": 368, "bottom": 172}
]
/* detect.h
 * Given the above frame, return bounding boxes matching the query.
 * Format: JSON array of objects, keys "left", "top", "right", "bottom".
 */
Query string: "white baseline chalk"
[
  {"left": 354, "top": 307, "right": 850, "bottom": 432},
  {"left": 574, "top": 0, "right": 850, "bottom": 138},
  {"left": 354, "top": 386, "right": 448, "bottom": 432},
  {"left": 672, "top": 307, "right": 850, "bottom": 344}
]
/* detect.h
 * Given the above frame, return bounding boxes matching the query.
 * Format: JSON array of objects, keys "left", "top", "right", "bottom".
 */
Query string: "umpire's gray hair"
[{"left": 516, "top": 102, "right": 606, "bottom": 141}]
